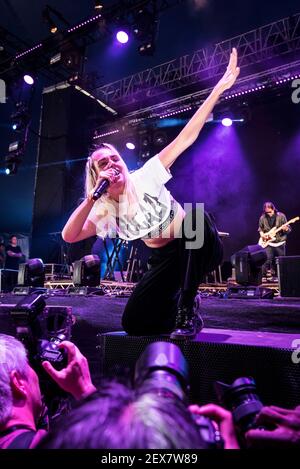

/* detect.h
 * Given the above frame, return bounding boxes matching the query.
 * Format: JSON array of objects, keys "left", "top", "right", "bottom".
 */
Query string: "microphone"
[
  {"left": 92, "top": 179, "right": 109, "bottom": 201},
  {"left": 92, "top": 169, "right": 119, "bottom": 201}
]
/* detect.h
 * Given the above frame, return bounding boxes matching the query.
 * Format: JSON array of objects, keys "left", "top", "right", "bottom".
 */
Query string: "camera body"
[
  {"left": 10, "top": 294, "right": 74, "bottom": 415},
  {"left": 38, "top": 333, "right": 67, "bottom": 367}
]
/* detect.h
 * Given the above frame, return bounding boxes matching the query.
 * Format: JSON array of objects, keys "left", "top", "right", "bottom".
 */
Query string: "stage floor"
[{"left": 1, "top": 293, "right": 300, "bottom": 334}]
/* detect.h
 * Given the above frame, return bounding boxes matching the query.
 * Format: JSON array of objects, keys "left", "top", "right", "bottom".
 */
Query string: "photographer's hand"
[
  {"left": 189, "top": 404, "right": 240, "bottom": 449},
  {"left": 246, "top": 405, "right": 300, "bottom": 448},
  {"left": 42, "top": 341, "right": 96, "bottom": 400}
]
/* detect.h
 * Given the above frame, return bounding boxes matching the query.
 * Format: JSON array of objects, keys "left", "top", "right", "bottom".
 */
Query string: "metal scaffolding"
[{"left": 96, "top": 12, "right": 300, "bottom": 110}]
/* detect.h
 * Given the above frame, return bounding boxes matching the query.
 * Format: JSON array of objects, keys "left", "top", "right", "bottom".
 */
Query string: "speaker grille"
[{"left": 97, "top": 333, "right": 300, "bottom": 408}]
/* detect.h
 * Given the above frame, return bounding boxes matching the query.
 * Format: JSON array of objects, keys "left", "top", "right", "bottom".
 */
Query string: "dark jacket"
[{"left": 258, "top": 211, "right": 291, "bottom": 243}]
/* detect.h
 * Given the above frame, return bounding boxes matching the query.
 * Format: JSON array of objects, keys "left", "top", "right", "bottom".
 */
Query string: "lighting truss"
[
  {"left": 0, "top": 1, "right": 184, "bottom": 84},
  {"left": 96, "top": 12, "right": 300, "bottom": 110}
]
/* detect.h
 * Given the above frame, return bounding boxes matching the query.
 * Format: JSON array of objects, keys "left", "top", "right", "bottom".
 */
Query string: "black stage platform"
[{"left": 1, "top": 293, "right": 300, "bottom": 405}]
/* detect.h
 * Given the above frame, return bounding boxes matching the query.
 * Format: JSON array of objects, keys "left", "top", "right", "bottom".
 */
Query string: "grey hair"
[
  {"left": 0, "top": 334, "right": 28, "bottom": 426},
  {"left": 38, "top": 381, "right": 207, "bottom": 449}
]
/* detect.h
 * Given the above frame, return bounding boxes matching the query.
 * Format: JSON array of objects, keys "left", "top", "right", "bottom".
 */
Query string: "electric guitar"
[{"left": 258, "top": 216, "right": 299, "bottom": 248}]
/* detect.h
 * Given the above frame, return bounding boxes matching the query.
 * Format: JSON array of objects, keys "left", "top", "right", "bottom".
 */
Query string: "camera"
[
  {"left": 10, "top": 293, "right": 73, "bottom": 362},
  {"left": 38, "top": 333, "right": 67, "bottom": 366},
  {"left": 10, "top": 293, "right": 74, "bottom": 416},
  {"left": 134, "top": 341, "right": 224, "bottom": 449},
  {"left": 215, "top": 377, "right": 263, "bottom": 434}
]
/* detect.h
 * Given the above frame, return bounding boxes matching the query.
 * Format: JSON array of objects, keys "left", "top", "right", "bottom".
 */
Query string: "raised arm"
[{"left": 158, "top": 48, "right": 240, "bottom": 169}]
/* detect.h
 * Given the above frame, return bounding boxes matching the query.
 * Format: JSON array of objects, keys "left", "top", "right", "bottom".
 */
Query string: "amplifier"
[{"left": 277, "top": 256, "right": 300, "bottom": 298}]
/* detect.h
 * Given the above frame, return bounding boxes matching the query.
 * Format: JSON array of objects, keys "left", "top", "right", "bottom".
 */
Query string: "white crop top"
[{"left": 89, "top": 155, "right": 176, "bottom": 241}]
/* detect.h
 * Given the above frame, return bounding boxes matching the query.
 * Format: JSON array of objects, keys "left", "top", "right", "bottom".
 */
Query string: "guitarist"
[{"left": 258, "top": 201, "right": 291, "bottom": 278}]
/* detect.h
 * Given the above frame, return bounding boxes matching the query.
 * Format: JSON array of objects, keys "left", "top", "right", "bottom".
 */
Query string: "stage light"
[
  {"left": 11, "top": 103, "right": 30, "bottom": 132},
  {"left": 141, "top": 150, "right": 150, "bottom": 159},
  {"left": 153, "top": 132, "right": 167, "bottom": 147},
  {"left": 4, "top": 162, "right": 18, "bottom": 175},
  {"left": 126, "top": 142, "right": 135, "bottom": 150},
  {"left": 23, "top": 74, "right": 34, "bottom": 85},
  {"left": 94, "top": 1, "right": 103, "bottom": 9},
  {"left": 72, "top": 255, "right": 101, "bottom": 287},
  {"left": 231, "top": 245, "right": 267, "bottom": 286},
  {"left": 116, "top": 31, "right": 129, "bottom": 44},
  {"left": 222, "top": 117, "right": 233, "bottom": 127},
  {"left": 138, "top": 41, "right": 155, "bottom": 56},
  {"left": 18, "top": 259, "right": 45, "bottom": 288}
]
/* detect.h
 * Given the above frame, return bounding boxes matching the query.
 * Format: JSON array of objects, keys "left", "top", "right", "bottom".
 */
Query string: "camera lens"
[
  {"left": 215, "top": 377, "right": 263, "bottom": 433},
  {"left": 134, "top": 342, "right": 189, "bottom": 401}
]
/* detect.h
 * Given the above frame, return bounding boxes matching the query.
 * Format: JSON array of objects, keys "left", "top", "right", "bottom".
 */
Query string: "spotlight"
[
  {"left": 138, "top": 129, "right": 152, "bottom": 161},
  {"left": 43, "top": 7, "right": 58, "bottom": 34},
  {"left": 116, "top": 31, "right": 129, "bottom": 44},
  {"left": 153, "top": 131, "right": 167, "bottom": 147},
  {"left": 138, "top": 41, "right": 155, "bottom": 56},
  {"left": 94, "top": 1, "right": 103, "bottom": 9},
  {"left": 11, "top": 103, "right": 30, "bottom": 132},
  {"left": 141, "top": 150, "right": 150, "bottom": 159},
  {"left": 23, "top": 74, "right": 34, "bottom": 85},
  {"left": 227, "top": 245, "right": 274, "bottom": 299},
  {"left": 5, "top": 163, "right": 18, "bottom": 175},
  {"left": 70, "top": 255, "right": 103, "bottom": 295},
  {"left": 14, "top": 259, "right": 46, "bottom": 294},
  {"left": 42, "top": 5, "right": 67, "bottom": 35},
  {"left": 222, "top": 117, "right": 233, "bottom": 127},
  {"left": 126, "top": 142, "right": 135, "bottom": 150},
  {"left": 231, "top": 245, "right": 267, "bottom": 286}
]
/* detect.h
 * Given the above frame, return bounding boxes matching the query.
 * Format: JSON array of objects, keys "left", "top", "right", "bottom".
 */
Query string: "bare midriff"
[{"left": 143, "top": 200, "right": 186, "bottom": 249}]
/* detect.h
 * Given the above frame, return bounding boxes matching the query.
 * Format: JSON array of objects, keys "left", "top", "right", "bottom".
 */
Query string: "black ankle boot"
[{"left": 170, "top": 295, "right": 203, "bottom": 340}]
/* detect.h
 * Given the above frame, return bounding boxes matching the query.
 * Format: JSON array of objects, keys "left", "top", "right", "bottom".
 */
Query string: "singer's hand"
[
  {"left": 98, "top": 168, "right": 119, "bottom": 184},
  {"left": 87, "top": 169, "right": 119, "bottom": 201}
]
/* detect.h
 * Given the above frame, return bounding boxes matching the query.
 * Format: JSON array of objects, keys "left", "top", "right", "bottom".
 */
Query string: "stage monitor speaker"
[
  {"left": 97, "top": 332, "right": 300, "bottom": 409},
  {"left": 277, "top": 256, "right": 300, "bottom": 298}
]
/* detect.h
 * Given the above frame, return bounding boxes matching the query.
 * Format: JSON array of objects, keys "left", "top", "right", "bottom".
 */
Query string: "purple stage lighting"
[
  {"left": 222, "top": 117, "right": 233, "bottom": 127},
  {"left": 126, "top": 142, "right": 135, "bottom": 150},
  {"left": 23, "top": 74, "right": 34, "bottom": 85},
  {"left": 116, "top": 31, "right": 129, "bottom": 44}
]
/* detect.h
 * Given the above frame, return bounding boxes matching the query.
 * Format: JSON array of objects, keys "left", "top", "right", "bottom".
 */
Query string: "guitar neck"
[{"left": 271, "top": 217, "right": 298, "bottom": 235}]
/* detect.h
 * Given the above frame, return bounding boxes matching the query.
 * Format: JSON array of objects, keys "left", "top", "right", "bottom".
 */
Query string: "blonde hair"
[{"left": 85, "top": 144, "right": 139, "bottom": 234}]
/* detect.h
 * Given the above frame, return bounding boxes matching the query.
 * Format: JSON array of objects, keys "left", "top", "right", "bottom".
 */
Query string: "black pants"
[
  {"left": 122, "top": 211, "right": 223, "bottom": 335},
  {"left": 263, "top": 244, "right": 286, "bottom": 274}
]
